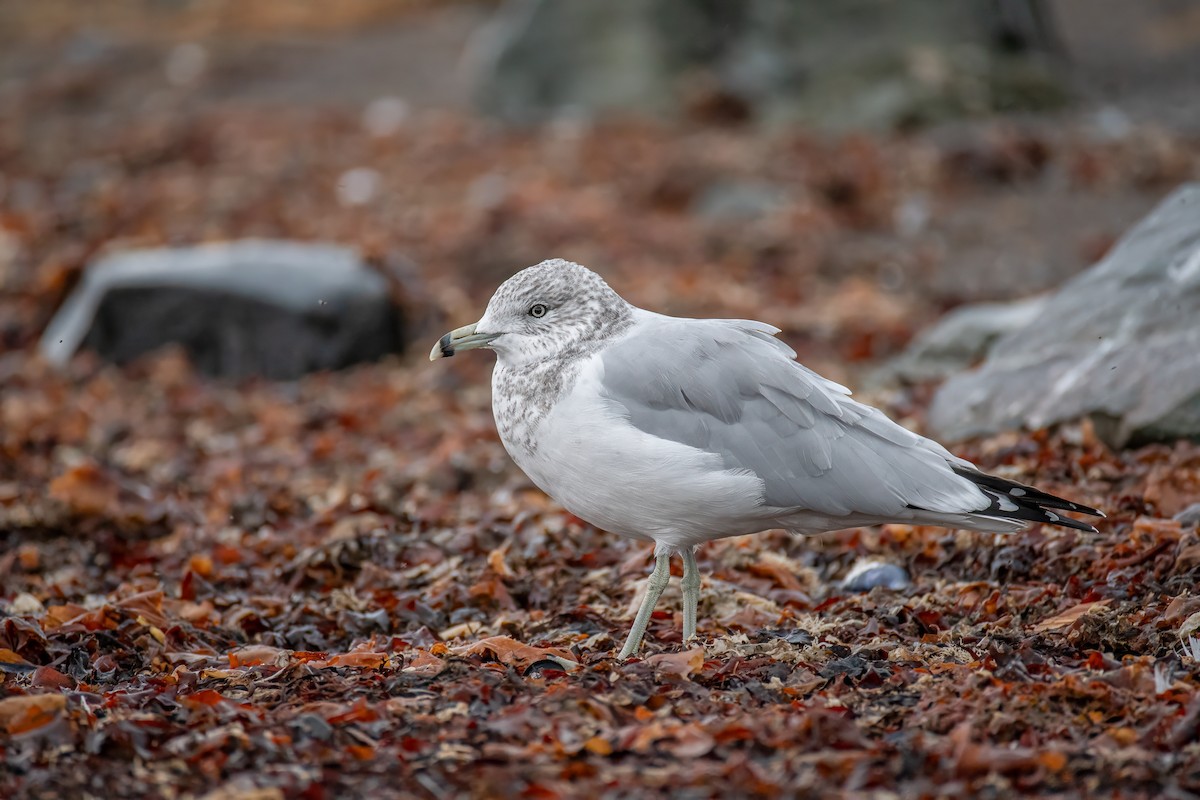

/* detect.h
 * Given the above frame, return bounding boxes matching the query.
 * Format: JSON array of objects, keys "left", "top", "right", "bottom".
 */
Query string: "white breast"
[{"left": 496, "top": 353, "right": 769, "bottom": 551}]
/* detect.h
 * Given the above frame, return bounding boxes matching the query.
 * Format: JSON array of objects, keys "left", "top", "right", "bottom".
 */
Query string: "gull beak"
[{"left": 429, "top": 323, "right": 499, "bottom": 361}]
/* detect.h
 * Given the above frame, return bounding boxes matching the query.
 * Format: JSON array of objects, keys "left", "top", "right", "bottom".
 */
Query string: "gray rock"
[
  {"left": 470, "top": 0, "right": 669, "bottom": 123},
  {"left": 41, "top": 240, "right": 404, "bottom": 379},
  {"left": 840, "top": 559, "right": 911, "bottom": 592},
  {"left": 1176, "top": 503, "right": 1200, "bottom": 528},
  {"left": 930, "top": 184, "right": 1200, "bottom": 448},
  {"left": 873, "top": 295, "right": 1047, "bottom": 385},
  {"left": 471, "top": 0, "right": 1068, "bottom": 128}
]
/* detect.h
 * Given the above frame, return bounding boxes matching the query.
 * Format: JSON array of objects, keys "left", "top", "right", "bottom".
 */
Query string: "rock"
[
  {"left": 470, "top": 0, "right": 668, "bottom": 123},
  {"left": 471, "top": 0, "right": 1068, "bottom": 128},
  {"left": 41, "top": 240, "right": 404, "bottom": 379},
  {"left": 872, "top": 295, "right": 1047, "bottom": 385},
  {"left": 929, "top": 184, "right": 1200, "bottom": 448},
  {"left": 1176, "top": 503, "right": 1200, "bottom": 528},
  {"left": 840, "top": 559, "right": 911, "bottom": 592}
]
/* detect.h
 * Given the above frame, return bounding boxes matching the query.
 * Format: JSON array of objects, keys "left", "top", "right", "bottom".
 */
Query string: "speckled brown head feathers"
[{"left": 478, "top": 259, "right": 635, "bottom": 453}]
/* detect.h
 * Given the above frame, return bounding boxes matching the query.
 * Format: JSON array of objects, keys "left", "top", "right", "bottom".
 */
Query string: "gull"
[{"left": 430, "top": 259, "right": 1103, "bottom": 659}]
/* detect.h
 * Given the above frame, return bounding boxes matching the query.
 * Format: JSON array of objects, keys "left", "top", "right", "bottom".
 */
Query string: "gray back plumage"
[{"left": 598, "top": 318, "right": 988, "bottom": 518}]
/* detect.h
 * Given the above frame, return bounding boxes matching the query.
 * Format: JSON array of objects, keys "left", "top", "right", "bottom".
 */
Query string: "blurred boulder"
[
  {"left": 872, "top": 295, "right": 1047, "bottom": 385},
  {"left": 41, "top": 240, "right": 405, "bottom": 379},
  {"left": 472, "top": 0, "right": 1068, "bottom": 128},
  {"left": 929, "top": 184, "right": 1200, "bottom": 449}
]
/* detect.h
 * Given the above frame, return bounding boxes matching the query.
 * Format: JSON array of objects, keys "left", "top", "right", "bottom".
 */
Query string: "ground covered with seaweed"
[
  {"left": 4, "top": 342, "right": 1200, "bottom": 798},
  {"left": 4, "top": 23, "right": 1200, "bottom": 797}
]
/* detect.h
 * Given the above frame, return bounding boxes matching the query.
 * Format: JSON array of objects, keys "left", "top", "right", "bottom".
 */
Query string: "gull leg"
[
  {"left": 681, "top": 547, "right": 701, "bottom": 642},
  {"left": 618, "top": 552, "right": 672, "bottom": 660}
]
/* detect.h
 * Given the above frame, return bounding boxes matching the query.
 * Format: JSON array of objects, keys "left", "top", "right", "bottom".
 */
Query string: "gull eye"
[{"left": 528, "top": 303, "right": 548, "bottom": 318}]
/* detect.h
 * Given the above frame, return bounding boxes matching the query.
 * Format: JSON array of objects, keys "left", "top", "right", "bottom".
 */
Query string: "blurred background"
[{"left": 1, "top": 0, "right": 1199, "bottom": 459}]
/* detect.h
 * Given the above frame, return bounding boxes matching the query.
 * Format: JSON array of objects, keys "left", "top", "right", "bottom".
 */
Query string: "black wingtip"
[
  {"left": 1036, "top": 506, "right": 1099, "bottom": 533},
  {"left": 953, "top": 467, "right": 1103, "bottom": 514},
  {"left": 952, "top": 467, "right": 1104, "bottom": 532}
]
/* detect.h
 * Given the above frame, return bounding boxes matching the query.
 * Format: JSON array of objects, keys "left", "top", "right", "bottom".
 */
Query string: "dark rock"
[
  {"left": 929, "top": 184, "right": 1200, "bottom": 448},
  {"left": 471, "top": 0, "right": 1069, "bottom": 128},
  {"left": 40, "top": 240, "right": 405, "bottom": 379}
]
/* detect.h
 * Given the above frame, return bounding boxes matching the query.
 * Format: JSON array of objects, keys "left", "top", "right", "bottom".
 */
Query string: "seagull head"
[{"left": 430, "top": 259, "right": 632, "bottom": 365}]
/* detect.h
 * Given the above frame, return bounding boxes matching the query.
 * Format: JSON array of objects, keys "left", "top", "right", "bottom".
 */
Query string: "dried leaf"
[
  {"left": 450, "top": 636, "right": 577, "bottom": 671},
  {"left": 324, "top": 652, "right": 388, "bottom": 669},
  {"left": 1179, "top": 611, "right": 1200, "bottom": 641},
  {"left": 1034, "top": 599, "right": 1112, "bottom": 633},
  {"left": 583, "top": 736, "right": 613, "bottom": 756},
  {"left": 228, "top": 645, "right": 286, "bottom": 668},
  {"left": 403, "top": 649, "right": 446, "bottom": 676},
  {"left": 487, "top": 541, "right": 513, "bottom": 578},
  {"left": 645, "top": 647, "right": 705, "bottom": 678},
  {"left": 661, "top": 723, "right": 715, "bottom": 758},
  {"left": 48, "top": 461, "right": 118, "bottom": 516},
  {"left": 0, "top": 693, "right": 66, "bottom": 734},
  {"left": 0, "top": 648, "right": 31, "bottom": 666}
]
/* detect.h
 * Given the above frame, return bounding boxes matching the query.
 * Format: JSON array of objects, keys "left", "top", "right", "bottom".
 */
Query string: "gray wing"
[{"left": 597, "top": 317, "right": 989, "bottom": 518}]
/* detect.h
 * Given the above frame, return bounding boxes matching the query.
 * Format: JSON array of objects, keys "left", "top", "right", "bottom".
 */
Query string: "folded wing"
[{"left": 598, "top": 316, "right": 1099, "bottom": 531}]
